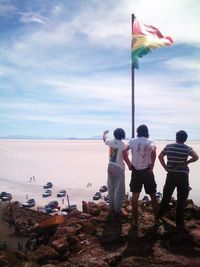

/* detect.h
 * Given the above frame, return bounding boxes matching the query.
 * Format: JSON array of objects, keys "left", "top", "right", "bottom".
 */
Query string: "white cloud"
[
  {"left": 0, "top": 0, "right": 200, "bottom": 139},
  {"left": 19, "top": 12, "right": 46, "bottom": 24}
]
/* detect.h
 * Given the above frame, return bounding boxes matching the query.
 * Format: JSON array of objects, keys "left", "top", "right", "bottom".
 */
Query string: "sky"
[{"left": 0, "top": 0, "right": 200, "bottom": 140}]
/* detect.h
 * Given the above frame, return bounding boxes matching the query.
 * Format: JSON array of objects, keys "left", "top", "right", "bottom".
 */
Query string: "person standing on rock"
[
  {"left": 123, "top": 124, "right": 159, "bottom": 227},
  {"left": 103, "top": 128, "right": 131, "bottom": 217},
  {"left": 157, "top": 130, "right": 199, "bottom": 229}
]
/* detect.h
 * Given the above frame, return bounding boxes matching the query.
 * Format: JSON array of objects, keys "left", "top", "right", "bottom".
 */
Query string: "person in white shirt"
[
  {"left": 123, "top": 125, "right": 158, "bottom": 227},
  {"left": 103, "top": 128, "right": 131, "bottom": 216}
]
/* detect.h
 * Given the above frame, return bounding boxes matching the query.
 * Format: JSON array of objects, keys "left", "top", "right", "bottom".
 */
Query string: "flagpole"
[{"left": 131, "top": 14, "right": 135, "bottom": 138}]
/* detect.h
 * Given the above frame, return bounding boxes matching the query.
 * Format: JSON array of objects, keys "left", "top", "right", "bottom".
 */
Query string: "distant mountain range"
[
  {"left": 0, "top": 135, "right": 198, "bottom": 141},
  {"left": 0, "top": 135, "right": 102, "bottom": 140}
]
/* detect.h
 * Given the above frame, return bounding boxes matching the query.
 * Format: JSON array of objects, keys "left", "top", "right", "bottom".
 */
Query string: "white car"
[{"left": 22, "top": 199, "right": 36, "bottom": 208}]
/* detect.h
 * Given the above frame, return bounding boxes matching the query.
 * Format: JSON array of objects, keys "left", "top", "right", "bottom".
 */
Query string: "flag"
[{"left": 131, "top": 19, "right": 173, "bottom": 69}]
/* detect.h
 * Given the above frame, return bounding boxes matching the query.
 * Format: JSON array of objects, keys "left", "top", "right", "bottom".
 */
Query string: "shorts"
[{"left": 130, "top": 168, "right": 157, "bottom": 194}]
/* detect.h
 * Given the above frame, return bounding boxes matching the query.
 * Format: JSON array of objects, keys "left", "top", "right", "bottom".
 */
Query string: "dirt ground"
[{"left": 0, "top": 201, "right": 27, "bottom": 251}]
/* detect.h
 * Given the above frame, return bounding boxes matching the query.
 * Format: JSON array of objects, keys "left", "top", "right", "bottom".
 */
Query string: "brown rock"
[
  {"left": 82, "top": 201, "right": 90, "bottom": 214},
  {"left": 98, "top": 202, "right": 108, "bottom": 211},
  {"left": 27, "top": 245, "right": 59, "bottom": 263},
  {"left": 51, "top": 238, "right": 69, "bottom": 254},
  {"left": 80, "top": 220, "right": 96, "bottom": 235}
]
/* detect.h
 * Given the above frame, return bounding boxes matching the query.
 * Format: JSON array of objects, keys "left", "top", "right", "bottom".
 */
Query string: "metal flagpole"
[{"left": 131, "top": 14, "right": 135, "bottom": 138}]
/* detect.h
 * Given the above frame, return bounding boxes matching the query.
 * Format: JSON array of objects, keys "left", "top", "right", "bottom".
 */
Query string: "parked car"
[
  {"left": 104, "top": 194, "right": 109, "bottom": 203},
  {"left": 0, "top": 192, "right": 8, "bottom": 199},
  {"left": 1, "top": 193, "right": 12, "bottom": 201},
  {"left": 43, "top": 182, "right": 53, "bottom": 189},
  {"left": 99, "top": 185, "right": 108, "bottom": 193},
  {"left": 22, "top": 199, "right": 36, "bottom": 208},
  {"left": 45, "top": 200, "right": 58, "bottom": 212},
  {"left": 93, "top": 192, "right": 101, "bottom": 201},
  {"left": 61, "top": 204, "right": 77, "bottom": 213},
  {"left": 42, "top": 189, "right": 52, "bottom": 197},
  {"left": 57, "top": 190, "right": 66, "bottom": 197}
]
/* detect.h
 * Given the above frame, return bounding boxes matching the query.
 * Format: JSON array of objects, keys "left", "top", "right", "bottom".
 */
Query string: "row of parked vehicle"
[
  {"left": 93, "top": 185, "right": 108, "bottom": 201},
  {"left": 0, "top": 192, "right": 12, "bottom": 201},
  {"left": 42, "top": 182, "right": 66, "bottom": 198}
]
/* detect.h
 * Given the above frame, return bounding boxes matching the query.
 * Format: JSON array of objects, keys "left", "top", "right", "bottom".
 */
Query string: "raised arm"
[{"left": 103, "top": 130, "right": 109, "bottom": 143}]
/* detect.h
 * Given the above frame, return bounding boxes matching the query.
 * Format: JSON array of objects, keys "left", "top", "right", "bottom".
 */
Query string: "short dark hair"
[
  {"left": 114, "top": 128, "right": 126, "bottom": 140},
  {"left": 176, "top": 130, "right": 188, "bottom": 143},
  {"left": 137, "top": 124, "right": 149, "bottom": 138}
]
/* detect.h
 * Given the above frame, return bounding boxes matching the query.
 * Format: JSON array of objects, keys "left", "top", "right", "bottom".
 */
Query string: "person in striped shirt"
[{"left": 157, "top": 130, "right": 199, "bottom": 229}]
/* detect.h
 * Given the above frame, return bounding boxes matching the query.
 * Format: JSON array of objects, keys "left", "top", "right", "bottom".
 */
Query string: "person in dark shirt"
[{"left": 157, "top": 130, "right": 199, "bottom": 229}]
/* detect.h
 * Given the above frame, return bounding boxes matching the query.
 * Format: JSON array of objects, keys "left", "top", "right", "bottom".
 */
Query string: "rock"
[
  {"left": 3, "top": 198, "right": 200, "bottom": 266},
  {"left": 103, "top": 252, "right": 122, "bottom": 265},
  {"left": 79, "top": 213, "right": 92, "bottom": 219},
  {"left": 98, "top": 202, "right": 108, "bottom": 211},
  {"left": 82, "top": 201, "right": 90, "bottom": 214},
  {"left": 58, "top": 224, "right": 81, "bottom": 236},
  {"left": 27, "top": 245, "right": 59, "bottom": 263},
  {"left": 67, "top": 235, "right": 79, "bottom": 246},
  {"left": 82, "top": 201, "right": 101, "bottom": 216},
  {"left": 80, "top": 220, "right": 96, "bottom": 235},
  {"left": 51, "top": 238, "right": 69, "bottom": 254}
]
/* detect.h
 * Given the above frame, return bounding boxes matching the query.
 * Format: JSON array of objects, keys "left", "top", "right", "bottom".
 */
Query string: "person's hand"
[
  {"left": 129, "top": 165, "right": 133, "bottom": 171},
  {"left": 103, "top": 130, "right": 109, "bottom": 142},
  {"left": 148, "top": 163, "right": 154, "bottom": 172},
  {"left": 128, "top": 164, "right": 133, "bottom": 171}
]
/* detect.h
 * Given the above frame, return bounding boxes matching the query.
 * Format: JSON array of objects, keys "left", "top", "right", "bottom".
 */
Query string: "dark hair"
[
  {"left": 114, "top": 128, "right": 126, "bottom": 140},
  {"left": 176, "top": 130, "right": 188, "bottom": 143},
  {"left": 137, "top": 124, "right": 149, "bottom": 138}
]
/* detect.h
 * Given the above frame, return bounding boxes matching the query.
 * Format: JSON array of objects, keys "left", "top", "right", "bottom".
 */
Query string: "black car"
[
  {"left": 1, "top": 192, "right": 12, "bottom": 201},
  {"left": 99, "top": 185, "right": 108, "bottom": 193},
  {"left": 93, "top": 192, "right": 101, "bottom": 201},
  {"left": 45, "top": 200, "right": 58, "bottom": 212},
  {"left": 57, "top": 190, "right": 66, "bottom": 197},
  {"left": 43, "top": 182, "right": 53, "bottom": 189},
  {"left": 22, "top": 199, "right": 36, "bottom": 208},
  {"left": 0, "top": 192, "right": 8, "bottom": 199}
]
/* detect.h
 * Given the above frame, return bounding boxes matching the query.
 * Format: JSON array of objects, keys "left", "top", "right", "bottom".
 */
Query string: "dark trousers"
[{"left": 158, "top": 172, "right": 189, "bottom": 226}]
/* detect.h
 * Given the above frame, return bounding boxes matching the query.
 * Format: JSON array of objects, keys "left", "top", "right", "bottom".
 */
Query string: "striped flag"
[{"left": 132, "top": 19, "right": 173, "bottom": 69}]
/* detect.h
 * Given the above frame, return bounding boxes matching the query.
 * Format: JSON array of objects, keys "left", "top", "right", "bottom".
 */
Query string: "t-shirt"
[
  {"left": 129, "top": 137, "right": 156, "bottom": 170},
  {"left": 105, "top": 139, "right": 126, "bottom": 170},
  {"left": 162, "top": 143, "right": 193, "bottom": 173}
]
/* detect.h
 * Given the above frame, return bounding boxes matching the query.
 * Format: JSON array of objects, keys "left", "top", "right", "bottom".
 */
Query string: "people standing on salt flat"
[
  {"left": 103, "top": 128, "right": 131, "bottom": 217},
  {"left": 123, "top": 124, "right": 159, "bottom": 227},
  {"left": 157, "top": 130, "right": 199, "bottom": 230}
]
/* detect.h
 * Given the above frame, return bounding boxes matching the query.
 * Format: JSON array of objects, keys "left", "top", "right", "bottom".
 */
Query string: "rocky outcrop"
[{"left": 1, "top": 199, "right": 200, "bottom": 266}]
